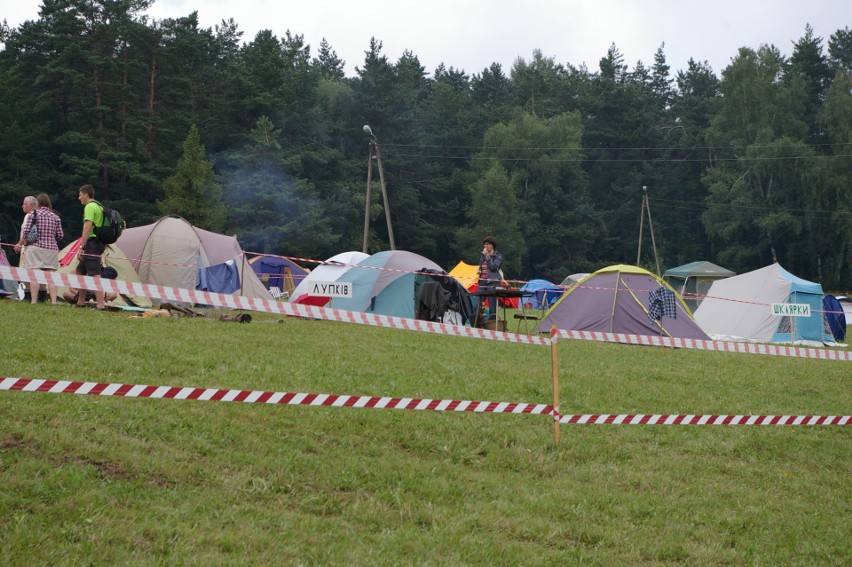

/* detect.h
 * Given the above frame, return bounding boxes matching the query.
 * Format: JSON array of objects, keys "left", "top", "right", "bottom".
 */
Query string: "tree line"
[{"left": 1, "top": 1, "right": 850, "bottom": 290}]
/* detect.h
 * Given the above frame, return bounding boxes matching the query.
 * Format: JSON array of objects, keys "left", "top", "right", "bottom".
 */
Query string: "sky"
[{"left": 3, "top": 0, "right": 851, "bottom": 77}]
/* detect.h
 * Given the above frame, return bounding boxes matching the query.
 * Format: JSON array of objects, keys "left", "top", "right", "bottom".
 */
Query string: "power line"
[{"left": 385, "top": 151, "right": 852, "bottom": 164}]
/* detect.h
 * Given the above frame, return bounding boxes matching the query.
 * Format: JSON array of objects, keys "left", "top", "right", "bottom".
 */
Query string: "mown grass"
[{"left": 1, "top": 300, "right": 850, "bottom": 566}]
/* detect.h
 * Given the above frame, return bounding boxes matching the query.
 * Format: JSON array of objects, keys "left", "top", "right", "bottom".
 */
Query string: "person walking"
[
  {"left": 75, "top": 184, "right": 106, "bottom": 309},
  {"left": 14, "top": 194, "right": 63, "bottom": 304}
]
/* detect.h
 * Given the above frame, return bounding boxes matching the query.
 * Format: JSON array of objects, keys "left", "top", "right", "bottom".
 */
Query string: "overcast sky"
[{"left": 4, "top": 1, "right": 850, "bottom": 77}]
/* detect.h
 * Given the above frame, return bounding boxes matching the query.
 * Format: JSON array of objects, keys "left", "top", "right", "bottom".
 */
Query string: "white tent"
[
  {"left": 290, "top": 251, "right": 369, "bottom": 305},
  {"left": 694, "top": 263, "right": 834, "bottom": 345}
]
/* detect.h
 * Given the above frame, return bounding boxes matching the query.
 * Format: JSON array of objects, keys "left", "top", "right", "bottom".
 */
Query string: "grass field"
[{"left": 1, "top": 300, "right": 850, "bottom": 565}]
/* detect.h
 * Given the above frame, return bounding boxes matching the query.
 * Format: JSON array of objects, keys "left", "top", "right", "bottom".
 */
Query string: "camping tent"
[
  {"left": 116, "top": 216, "right": 270, "bottom": 301},
  {"left": 535, "top": 264, "right": 709, "bottom": 339},
  {"left": 0, "top": 246, "right": 16, "bottom": 296},
  {"left": 519, "top": 279, "right": 564, "bottom": 310},
  {"left": 693, "top": 263, "right": 835, "bottom": 345},
  {"left": 560, "top": 273, "right": 590, "bottom": 287},
  {"left": 290, "top": 251, "right": 369, "bottom": 306},
  {"left": 663, "top": 261, "right": 735, "bottom": 310},
  {"left": 823, "top": 295, "right": 846, "bottom": 341},
  {"left": 330, "top": 250, "right": 444, "bottom": 319},
  {"left": 248, "top": 254, "right": 308, "bottom": 297},
  {"left": 449, "top": 261, "right": 478, "bottom": 290},
  {"left": 56, "top": 240, "right": 153, "bottom": 308},
  {"left": 448, "top": 259, "right": 518, "bottom": 308}
]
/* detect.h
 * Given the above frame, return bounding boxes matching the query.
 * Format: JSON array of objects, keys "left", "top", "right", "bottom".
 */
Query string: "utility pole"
[
  {"left": 636, "top": 185, "right": 661, "bottom": 276},
  {"left": 362, "top": 125, "right": 395, "bottom": 253}
]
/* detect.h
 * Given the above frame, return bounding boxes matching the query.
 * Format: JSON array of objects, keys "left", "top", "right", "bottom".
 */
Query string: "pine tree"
[{"left": 157, "top": 124, "right": 226, "bottom": 231}]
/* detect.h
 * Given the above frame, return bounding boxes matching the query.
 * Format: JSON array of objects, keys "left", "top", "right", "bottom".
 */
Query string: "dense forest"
[{"left": 1, "top": 1, "right": 850, "bottom": 290}]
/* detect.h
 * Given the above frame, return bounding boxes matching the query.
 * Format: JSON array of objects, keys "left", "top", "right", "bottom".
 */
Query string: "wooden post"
[{"left": 551, "top": 325, "right": 560, "bottom": 445}]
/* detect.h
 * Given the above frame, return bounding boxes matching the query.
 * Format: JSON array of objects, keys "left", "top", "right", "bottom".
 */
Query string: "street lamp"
[{"left": 362, "top": 125, "right": 395, "bottom": 253}]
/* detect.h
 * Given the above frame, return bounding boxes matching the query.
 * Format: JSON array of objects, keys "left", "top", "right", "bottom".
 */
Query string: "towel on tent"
[
  {"left": 196, "top": 260, "right": 241, "bottom": 294},
  {"left": 648, "top": 286, "right": 677, "bottom": 322}
]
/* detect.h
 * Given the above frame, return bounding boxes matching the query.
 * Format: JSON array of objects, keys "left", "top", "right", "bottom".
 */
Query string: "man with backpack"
[{"left": 75, "top": 184, "right": 106, "bottom": 309}]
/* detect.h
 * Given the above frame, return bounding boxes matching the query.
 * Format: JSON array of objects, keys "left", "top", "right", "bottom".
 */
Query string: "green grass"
[{"left": 1, "top": 300, "right": 850, "bottom": 566}]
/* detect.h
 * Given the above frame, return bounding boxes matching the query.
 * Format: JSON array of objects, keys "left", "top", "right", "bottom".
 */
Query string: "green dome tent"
[{"left": 663, "top": 261, "right": 735, "bottom": 311}]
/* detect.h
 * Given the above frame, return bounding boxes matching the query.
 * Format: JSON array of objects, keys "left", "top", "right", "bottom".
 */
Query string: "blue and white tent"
[
  {"left": 519, "top": 279, "right": 564, "bottom": 310},
  {"left": 330, "top": 250, "right": 443, "bottom": 319},
  {"left": 694, "top": 263, "right": 834, "bottom": 345}
]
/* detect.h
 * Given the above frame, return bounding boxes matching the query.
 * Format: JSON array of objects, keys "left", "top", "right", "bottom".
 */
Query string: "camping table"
[{"left": 471, "top": 288, "right": 533, "bottom": 332}]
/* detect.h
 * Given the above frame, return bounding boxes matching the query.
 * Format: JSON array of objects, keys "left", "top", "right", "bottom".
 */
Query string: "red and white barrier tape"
[
  {"left": 4, "top": 265, "right": 847, "bottom": 359},
  {"left": 554, "top": 329, "right": 851, "bottom": 362},
  {"left": 2, "top": 377, "right": 848, "bottom": 426},
  {"left": 0, "top": 377, "right": 551, "bottom": 415},
  {"left": 557, "top": 414, "right": 850, "bottom": 425},
  {"left": 0, "top": 265, "right": 546, "bottom": 346}
]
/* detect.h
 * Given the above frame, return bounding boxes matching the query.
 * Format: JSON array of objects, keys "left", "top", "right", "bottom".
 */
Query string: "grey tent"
[{"left": 663, "top": 261, "right": 735, "bottom": 311}]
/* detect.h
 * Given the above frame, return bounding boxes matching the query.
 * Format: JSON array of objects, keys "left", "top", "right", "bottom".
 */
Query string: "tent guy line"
[{"left": 2, "top": 265, "right": 848, "bottom": 362}]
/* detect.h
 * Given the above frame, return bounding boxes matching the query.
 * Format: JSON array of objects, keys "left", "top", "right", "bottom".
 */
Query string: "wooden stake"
[{"left": 551, "top": 325, "right": 560, "bottom": 445}]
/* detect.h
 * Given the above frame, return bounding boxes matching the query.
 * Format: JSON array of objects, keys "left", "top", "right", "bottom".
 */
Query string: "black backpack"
[{"left": 93, "top": 201, "right": 125, "bottom": 244}]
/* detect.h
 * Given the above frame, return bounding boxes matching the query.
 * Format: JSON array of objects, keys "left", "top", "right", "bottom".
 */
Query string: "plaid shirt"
[
  {"left": 648, "top": 286, "right": 677, "bottom": 322},
  {"left": 23, "top": 208, "right": 63, "bottom": 251}
]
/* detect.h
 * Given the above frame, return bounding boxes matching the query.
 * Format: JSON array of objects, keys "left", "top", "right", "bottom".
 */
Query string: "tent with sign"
[
  {"left": 693, "top": 263, "right": 834, "bottom": 345},
  {"left": 290, "top": 251, "right": 369, "bottom": 306},
  {"left": 663, "top": 260, "right": 735, "bottom": 311},
  {"left": 116, "top": 215, "right": 271, "bottom": 302},
  {"left": 330, "top": 250, "right": 445, "bottom": 319},
  {"left": 535, "top": 264, "right": 709, "bottom": 339}
]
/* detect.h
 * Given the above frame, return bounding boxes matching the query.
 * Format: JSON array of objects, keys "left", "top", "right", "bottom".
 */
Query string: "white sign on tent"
[
  {"left": 309, "top": 281, "right": 352, "bottom": 298},
  {"left": 771, "top": 303, "right": 811, "bottom": 317}
]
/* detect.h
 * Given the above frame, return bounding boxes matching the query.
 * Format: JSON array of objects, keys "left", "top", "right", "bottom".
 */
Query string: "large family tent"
[
  {"left": 116, "top": 216, "right": 270, "bottom": 300},
  {"left": 330, "top": 250, "right": 443, "bottom": 319},
  {"left": 693, "top": 263, "right": 834, "bottom": 345},
  {"left": 663, "top": 260, "right": 735, "bottom": 310},
  {"left": 248, "top": 254, "right": 308, "bottom": 297},
  {"left": 55, "top": 240, "right": 153, "bottom": 308},
  {"left": 290, "top": 251, "right": 369, "bottom": 306},
  {"left": 535, "top": 264, "right": 710, "bottom": 339}
]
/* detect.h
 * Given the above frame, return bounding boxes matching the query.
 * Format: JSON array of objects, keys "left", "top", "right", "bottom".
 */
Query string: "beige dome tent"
[
  {"left": 115, "top": 216, "right": 271, "bottom": 301},
  {"left": 56, "top": 241, "right": 153, "bottom": 308}
]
